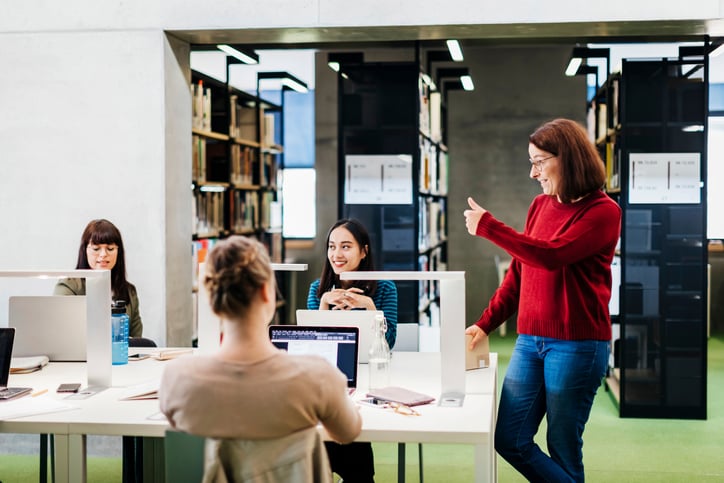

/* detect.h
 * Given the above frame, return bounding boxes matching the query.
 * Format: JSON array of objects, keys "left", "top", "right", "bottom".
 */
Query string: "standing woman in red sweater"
[{"left": 464, "top": 118, "right": 621, "bottom": 482}]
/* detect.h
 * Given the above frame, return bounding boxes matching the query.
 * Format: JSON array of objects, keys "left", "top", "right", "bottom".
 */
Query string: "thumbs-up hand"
[{"left": 463, "top": 197, "right": 488, "bottom": 235}]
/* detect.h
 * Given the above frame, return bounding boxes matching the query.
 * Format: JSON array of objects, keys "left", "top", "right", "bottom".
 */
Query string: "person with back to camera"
[
  {"left": 464, "top": 118, "right": 621, "bottom": 482},
  {"left": 54, "top": 218, "right": 143, "bottom": 338},
  {"left": 159, "top": 236, "right": 362, "bottom": 475},
  {"left": 307, "top": 218, "right": 398, "bottom": 483}
]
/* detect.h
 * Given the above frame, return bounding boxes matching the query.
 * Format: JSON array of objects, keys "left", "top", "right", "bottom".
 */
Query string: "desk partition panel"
[
  {"left": 0, "top": 269, "right": 112, "bottom": 387},
  {"left": 341, "top": 271, "right": 466, "bottom": 406}
]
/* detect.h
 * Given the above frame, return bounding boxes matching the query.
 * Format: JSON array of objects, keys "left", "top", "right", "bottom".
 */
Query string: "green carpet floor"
[
  {"left": 371, "top": 333, "right": 724, "bottom": 483},
  {"left": 2, "top": 333, "right": 723, "bottom": 482}
]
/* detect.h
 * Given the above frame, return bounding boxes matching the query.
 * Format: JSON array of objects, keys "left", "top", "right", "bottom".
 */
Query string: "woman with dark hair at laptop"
[
  {"left": 159, "top": 236, "right": 361, "bottom": 464},
  {"left": 54, "top": 218, "right": 143, "bottom": 337},
  {"left": 307, "top": 218, "right": 398, "bottom": 483}
]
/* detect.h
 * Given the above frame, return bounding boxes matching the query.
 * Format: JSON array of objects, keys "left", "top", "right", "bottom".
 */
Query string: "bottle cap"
[{"left": 111, "top": 300, "right": 127, "bottom": 314}]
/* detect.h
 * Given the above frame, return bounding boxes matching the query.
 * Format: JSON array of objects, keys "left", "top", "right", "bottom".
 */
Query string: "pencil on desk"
[{"left": 31, "top": 389, "right": 48, "bottom": 397}]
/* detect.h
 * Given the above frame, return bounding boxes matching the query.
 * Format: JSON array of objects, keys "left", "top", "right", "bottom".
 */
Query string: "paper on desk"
[
  {"left": 120, "top": 380, "right": 159, "bottom": 400},
  {"left": 152, "top": 348, "right": 193, "bottom": 361},
  {"left": 10, "top": 355, "right": 50, "bottom": 374},
  {"left": 0, "top": 396, "right": 76, "bottom": 420}
]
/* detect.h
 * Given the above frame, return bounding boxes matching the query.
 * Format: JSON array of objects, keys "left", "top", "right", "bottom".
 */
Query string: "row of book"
[
  {"left": 586, "top": 75, "right": 621, "bottom": 144},
  {"left": 262, "top": 112, "right": 277, "bottom": 147},
  {"left": 191, "top": 80, "right": 212, "bottom": 132},
  {"left": 230, "top": 190, "right": 259, "bottom": 233},
  {"left": 193, "top": 191, "right": 225, "bottom": 237},
  {"left": 260, "top": 152, "right": 279, "bottom": 188},
  {"left": 229, "top": 95, "right": 258, "bottom": 142},
  {"left": 605, "top": 141, "right": 621, "bottom": 192},
  {"left": 191, "top": 230, "right": 283, "bottom": 290},
  {"left": 418, "top": 74, "right": 443, "bottom": 143},
  {"left": 418, "top": 196, "right": 447, "bottom": 252},
  {"left": 230, "top": 144, "right": 258, "bottom": 186},
  {"left": 419, "top": 137, "right": 448, "bottom": 195},
  {"left": 195, "top": 126, "right": 279, "bottom": 188},
  {"left": 259, "top": 192, "right": 282, "bottom": 230},
  {"left": 417, "top": 245, "right": 447, "bottom": 314},
  {"left": 193, "top": 189, "right": 281, "bottom": 238},
  {"left": 192, "top": 135, "right": 206, "bottom": 183}
]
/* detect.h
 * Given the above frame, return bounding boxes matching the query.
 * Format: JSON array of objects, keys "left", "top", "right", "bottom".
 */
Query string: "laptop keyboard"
[{"left": 0, "top": 387, "right": 32, "bottom": 399}]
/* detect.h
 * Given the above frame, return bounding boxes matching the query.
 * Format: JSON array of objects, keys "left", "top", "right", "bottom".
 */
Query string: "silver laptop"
[
  {"left": 9, "top": 296, "right": 87, "bottom": 362},
  {"left": 295, "top": 309, "right": 383, "bottom": 363},
  {"left": 0, "top": 328, "right": 33, "bottom": 400}
]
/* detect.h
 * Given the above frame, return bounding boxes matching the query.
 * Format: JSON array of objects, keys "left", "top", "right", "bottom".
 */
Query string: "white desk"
[{"left": 1, "top": 351, "right": 498, "bottom": 483}]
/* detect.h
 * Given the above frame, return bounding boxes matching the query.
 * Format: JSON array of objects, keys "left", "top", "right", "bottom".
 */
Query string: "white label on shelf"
[
  {"left": 628, "top": 152, "right": 701, "bottom": 204},
  {"left": 344, "top": 154, "right": 413, "bottom": 205}
]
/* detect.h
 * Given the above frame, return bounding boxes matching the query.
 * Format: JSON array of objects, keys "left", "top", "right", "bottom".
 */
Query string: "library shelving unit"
[
  {"left": 604, "top": 54, "right": 708, "bottom": 419},
  {"left": 335, "top": 61, "right": 449, "bottom": 341},
  {"left": 588, "top": 72, "right": 622, "bottom": 194},
  {"left": 191, "top": 70, "right": 285, "bottom": 321}
]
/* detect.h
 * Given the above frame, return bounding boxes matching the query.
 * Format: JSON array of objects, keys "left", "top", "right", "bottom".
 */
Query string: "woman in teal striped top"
[
  {"left": 306, "top": 218, "right": 397, "bottom": 348},
  {"left": 306, "top": 218, "right": 398, "bottom": 482}
]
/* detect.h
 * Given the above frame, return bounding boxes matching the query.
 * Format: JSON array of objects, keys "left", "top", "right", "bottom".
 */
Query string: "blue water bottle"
[{"left": 111, "top": 300, "right": 129, "bottom": 365}]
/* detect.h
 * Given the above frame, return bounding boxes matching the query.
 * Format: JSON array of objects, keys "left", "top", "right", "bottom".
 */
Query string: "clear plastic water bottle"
[
  {"left": 111, "top": 300, "right": 129, "bottom": 365},
  {"left": 368, "top": 313, "right": 391, "bottom": 390}
]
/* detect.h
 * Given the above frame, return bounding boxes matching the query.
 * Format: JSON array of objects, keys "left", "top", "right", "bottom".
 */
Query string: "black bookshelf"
[
  {"left": 608, "top": 56, "right": 708, "bottom": 419},
  {"left": 336, "top": 62, "right": 449, "bottom": 330}
]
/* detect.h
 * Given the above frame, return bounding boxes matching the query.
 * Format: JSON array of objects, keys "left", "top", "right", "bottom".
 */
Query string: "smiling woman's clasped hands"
[
  {"left": 463, "top": 197, "right": 488, "bottom": 235},
  {"left": 320, "top": 286, "right": 374, "bottom": 311}
]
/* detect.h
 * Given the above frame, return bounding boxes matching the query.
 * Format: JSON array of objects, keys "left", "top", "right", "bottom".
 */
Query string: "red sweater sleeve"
[{"left": 474, "top": 191, "right": 621, "bottom": 340}]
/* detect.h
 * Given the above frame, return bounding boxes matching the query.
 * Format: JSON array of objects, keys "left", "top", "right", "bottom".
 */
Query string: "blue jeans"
[{"left": 495, "top": 335, "right": 609, "bottom": 482}]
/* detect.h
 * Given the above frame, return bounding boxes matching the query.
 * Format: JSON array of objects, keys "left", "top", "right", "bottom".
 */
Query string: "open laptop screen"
[
  {"left": 268, "top": 325, "right": 359, "bottom": 389},
  {"left": 0, "top": 328, "right": 14, "bottom": 387}
]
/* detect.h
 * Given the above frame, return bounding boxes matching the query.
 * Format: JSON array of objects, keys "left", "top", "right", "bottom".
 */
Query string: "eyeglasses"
[
  {"left": 529, "top": 154, "right": 556, "bottom": 171},
  {"left": 385, "top": 402, "right": 421, "bottom": 416}
]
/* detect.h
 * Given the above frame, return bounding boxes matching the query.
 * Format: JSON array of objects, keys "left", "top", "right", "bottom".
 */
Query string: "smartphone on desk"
[
  {"left": 57, "top": 383, "right": 81, "bottom": 393},
  {"left": 357, "top": 397, "right": 388, "bottom": 408},
  {"left": 128, "top": 353, "right": 151, "bottom": 361}
]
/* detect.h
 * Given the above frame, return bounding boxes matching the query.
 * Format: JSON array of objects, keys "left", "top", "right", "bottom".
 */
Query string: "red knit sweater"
[{"left": 474, "top": 190, "right": 621, "bottom": 341}]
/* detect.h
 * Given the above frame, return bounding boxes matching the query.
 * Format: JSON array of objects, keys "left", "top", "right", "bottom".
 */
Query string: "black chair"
[
  {"left": 129, "top": 337, "right": 158, "bottom": 348},
  {"left": 124, "top": 337, "right": 157, "bottom": 483}
]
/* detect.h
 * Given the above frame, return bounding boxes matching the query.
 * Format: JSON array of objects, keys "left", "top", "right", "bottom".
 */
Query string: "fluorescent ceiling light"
[
  {"left": 682, "top": 124, "right": 705, "bottom": 132},
  {"left": 565, "top": 57, "right": 582, "bottom": 76},
  {"left": 460, "top": 75, "right": 474, "bottom": 91},
  {"left": 282, "top": 77, "right": 308, "bottom": 93},
  {"left": 328, "top": 61, "right": 340, "bottom": 72},
  {"left": 446, "top": 40, "right": 464, "bottom": 61},
  {"left": 216, "top": 45, "right": 259, "bottom": 64},
  {"left": 258, "top": 71, "right": 309, "bottom": 94}
]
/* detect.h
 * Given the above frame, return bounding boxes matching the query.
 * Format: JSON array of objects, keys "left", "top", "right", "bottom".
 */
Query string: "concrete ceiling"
[
  {"left": 170, "top": 19, "right": 724, "bottom": 48},
  {"left": 181, "top": 19, "right": 724, "bottom": 87}
]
